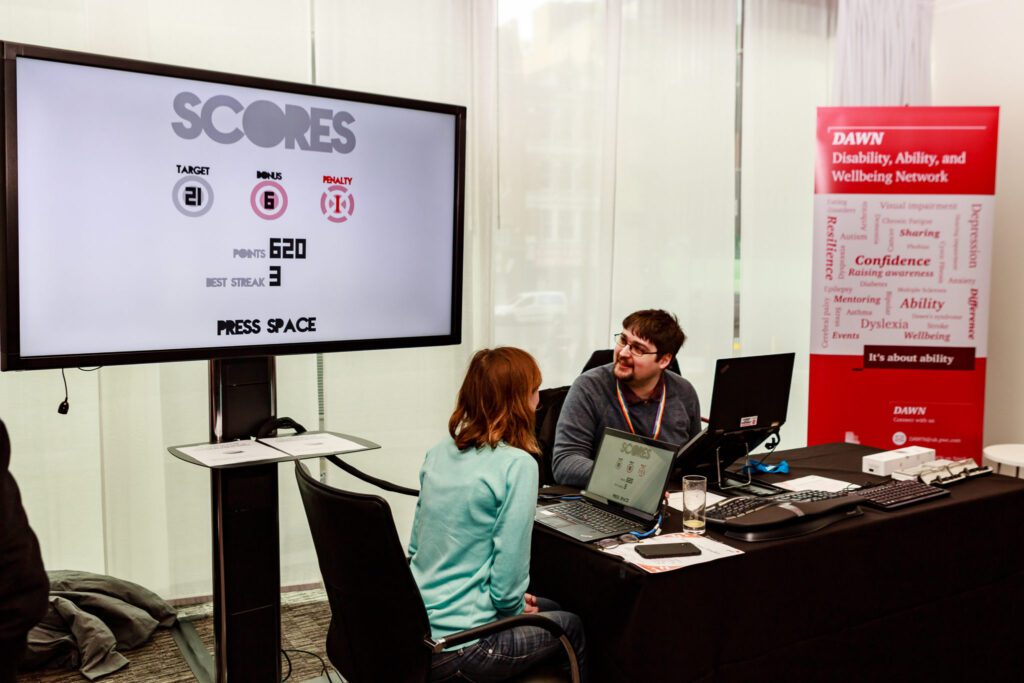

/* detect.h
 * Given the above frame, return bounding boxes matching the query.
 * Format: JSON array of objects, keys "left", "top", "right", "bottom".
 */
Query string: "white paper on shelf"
[
  {"left": 258, "top": 432, "right": 367, "bottom": 457},
  {"left": 177, "top": 440, "right": 284, "bottom": 466}
]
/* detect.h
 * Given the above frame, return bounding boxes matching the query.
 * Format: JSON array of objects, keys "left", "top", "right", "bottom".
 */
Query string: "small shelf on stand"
[{"left": 167, "top": 429, "right": 379, "bottom": 682}]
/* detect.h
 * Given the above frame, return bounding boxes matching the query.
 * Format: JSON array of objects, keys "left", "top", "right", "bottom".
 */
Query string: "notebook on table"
[{"left": 535, "top": 428, "right": 678, "bottom": 543}]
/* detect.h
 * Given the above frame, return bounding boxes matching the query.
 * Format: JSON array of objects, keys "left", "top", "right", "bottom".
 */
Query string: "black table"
[{"left": 530, "top": 443, "right": 1024, "bottom": 682}]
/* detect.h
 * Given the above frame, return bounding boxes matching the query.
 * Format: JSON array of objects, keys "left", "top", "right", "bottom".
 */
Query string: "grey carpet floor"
[{"left": 16, "top": 589, "right": 334, "bottom": 683}]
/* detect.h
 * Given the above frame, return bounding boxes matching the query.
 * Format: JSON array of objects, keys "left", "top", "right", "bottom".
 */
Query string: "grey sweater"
[{"left": 552, "top": 364, "right": 701, "bottom": 487}]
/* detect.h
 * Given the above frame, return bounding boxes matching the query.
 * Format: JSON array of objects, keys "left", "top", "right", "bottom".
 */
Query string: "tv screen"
[{"left": 1, "top": 42, "right": 465, "bottom": 370}]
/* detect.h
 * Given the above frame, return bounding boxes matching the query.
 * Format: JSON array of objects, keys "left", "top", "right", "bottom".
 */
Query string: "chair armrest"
[
  {"left": 326, "top": 454, "right": 420, "bottom": 497},
  {"left": 424, "top": 614, "right": 580, "bottom": 683},
  {"left": 426, "top": 613, "right": 565, "bottom": 652}
]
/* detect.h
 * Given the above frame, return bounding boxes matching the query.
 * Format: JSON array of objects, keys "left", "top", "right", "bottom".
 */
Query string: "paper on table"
[
  {"left": 603, "top": 532, "right": 744, "bottom": 573},
  {"left": 776, "top": 475, "right": 858, "bottom": 493},
  {"left": 667, "top": 490, "right": 726, "bottom": 512},
  {"left": 258, "top": 432, "right": 366, "bottom": 457},
  {"left": 177, "top": 439, "right": 284, "bottom": 466}
]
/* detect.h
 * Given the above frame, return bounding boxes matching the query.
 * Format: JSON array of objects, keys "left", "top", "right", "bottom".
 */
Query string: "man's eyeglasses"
[{"left": 613, "top": 333, "right": 658, "bottom": 358}]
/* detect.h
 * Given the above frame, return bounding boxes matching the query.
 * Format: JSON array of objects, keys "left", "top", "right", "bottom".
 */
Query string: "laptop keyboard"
[{"left": 547, "top": 500, "right": 638, "bottom": 534}]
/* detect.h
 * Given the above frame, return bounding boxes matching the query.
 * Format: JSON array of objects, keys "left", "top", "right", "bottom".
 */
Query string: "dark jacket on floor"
[{"left": 23, "top": 570, "right": 178, "bottom": 680}]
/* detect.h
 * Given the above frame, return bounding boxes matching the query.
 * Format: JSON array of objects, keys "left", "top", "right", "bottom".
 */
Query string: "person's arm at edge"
[
  {"left": 551, "top": 378, "right": 599, "bottom": 488},
  {"left": 407, "top": 460, "right": 428, "bottom": 558},
  {"left": 489, "top": 453, "right": 538, "bottom": 617}
]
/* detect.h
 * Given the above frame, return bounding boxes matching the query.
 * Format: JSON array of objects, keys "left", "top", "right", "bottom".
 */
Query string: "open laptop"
[
  {"left": 536, "top": 428, "right": 678, "bottom": 543},
  {"left": 674, "top": 352, "right": 796, "bottom": 487}
]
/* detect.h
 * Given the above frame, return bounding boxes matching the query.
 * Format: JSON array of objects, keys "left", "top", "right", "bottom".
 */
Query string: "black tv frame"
[{"left": 1, "top": 41, "right": 466, "bottom": 371}]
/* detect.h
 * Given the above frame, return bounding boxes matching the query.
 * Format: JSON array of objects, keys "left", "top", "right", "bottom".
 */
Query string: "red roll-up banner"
[{"left": 808, "top": 107, "right": 999, "bottom": 461}]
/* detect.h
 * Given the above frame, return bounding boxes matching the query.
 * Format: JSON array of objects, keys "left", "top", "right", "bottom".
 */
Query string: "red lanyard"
[{"left": 615, "top": 381, "right": 667, "bottom": 440}]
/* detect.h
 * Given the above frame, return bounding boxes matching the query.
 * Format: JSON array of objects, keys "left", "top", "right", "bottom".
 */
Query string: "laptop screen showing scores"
[
  {"left": 585, "top": 429, "right": 675, "bottom": 514},
  {"left": 536, "top": 428, "right": 677, "bottom": 543}
]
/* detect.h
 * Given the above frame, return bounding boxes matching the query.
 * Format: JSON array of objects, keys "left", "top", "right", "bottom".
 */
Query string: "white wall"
[
  {"left": 740, "top": 0, "right": 834, "bottom": 450},
  {"left": 932, "top": 0, "right": 1024, "bottom": 445}
]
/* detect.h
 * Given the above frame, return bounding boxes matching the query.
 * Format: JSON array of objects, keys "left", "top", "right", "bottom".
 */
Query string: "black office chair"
[
  {"left": 534, "top": 386, "right": 570, "bottom": 486},
  {"left": 294, "top": 461, "right": 581, "bottom": 683}
]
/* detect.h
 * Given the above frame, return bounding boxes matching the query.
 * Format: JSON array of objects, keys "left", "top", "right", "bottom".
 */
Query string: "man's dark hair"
[{"left": 622, "top": 309, "right": 686, "bottom": 359}]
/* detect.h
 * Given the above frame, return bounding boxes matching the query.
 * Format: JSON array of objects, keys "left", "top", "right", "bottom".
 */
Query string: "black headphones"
[{"left": 256, "top": 416, "right": 308, "bottom": 439}]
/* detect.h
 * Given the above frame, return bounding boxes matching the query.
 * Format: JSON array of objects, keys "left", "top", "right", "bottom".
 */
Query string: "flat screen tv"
[{"left": 1, "top": 42, "right": 465, "bottom": 370}]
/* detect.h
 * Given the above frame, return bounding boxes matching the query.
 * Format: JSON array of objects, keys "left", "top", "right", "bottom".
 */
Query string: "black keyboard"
[
  {"left": 706, "top": 489, "right": 851, "bottom": 522},
  {"left": 851, "top": 479, "right": 949, "bottom": 510},
  {"left": 772, "top": 489, "right": 853, "bottom": 503},
  {"left": 547, "top": 500, "right": 636, "bottom": 534},
  {"left": 705, "top": 490, "right": 862, "bottom": 541},
  {"left": 706, "top": 496, "right": 773, "bottom": 521}
]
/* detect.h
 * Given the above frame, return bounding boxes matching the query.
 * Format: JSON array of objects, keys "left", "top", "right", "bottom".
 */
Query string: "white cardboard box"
[{"left": 862, "top": 446, "right": 936, "bottom": 476}]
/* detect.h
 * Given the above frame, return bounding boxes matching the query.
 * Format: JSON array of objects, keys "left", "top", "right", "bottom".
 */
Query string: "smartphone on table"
[{"left": 635, "top": 542, "right": 701, "bottom": 559}]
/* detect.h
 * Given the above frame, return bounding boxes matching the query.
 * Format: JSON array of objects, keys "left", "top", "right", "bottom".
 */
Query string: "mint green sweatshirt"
[{"left": 409, "top": 437, "right": 539, "bottom": 641}]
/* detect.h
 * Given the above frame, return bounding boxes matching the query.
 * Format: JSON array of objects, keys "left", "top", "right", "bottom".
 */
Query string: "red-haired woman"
[{"left": 409, "top": 347, "right": 588, "bottom": 682}]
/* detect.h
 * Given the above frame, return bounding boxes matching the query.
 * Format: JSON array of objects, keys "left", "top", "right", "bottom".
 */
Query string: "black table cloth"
[{"left": 530, "top": 443, "right": 1024, "bottom": 682}]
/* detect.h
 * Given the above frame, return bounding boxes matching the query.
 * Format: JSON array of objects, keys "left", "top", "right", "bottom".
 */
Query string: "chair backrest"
[
  {"left": 534, "top": 386, "right": 570, "bottom": 485},
  {"left": 581, "top": 349, "right": 681, "bottom": 375},
  {"left": 295, "top": 462, "right": 432, "bottom": 682}
]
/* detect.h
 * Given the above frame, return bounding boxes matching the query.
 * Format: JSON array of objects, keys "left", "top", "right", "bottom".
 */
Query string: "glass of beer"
[{"left": 681, "top": 475, "right": 707, "bottom": 535}]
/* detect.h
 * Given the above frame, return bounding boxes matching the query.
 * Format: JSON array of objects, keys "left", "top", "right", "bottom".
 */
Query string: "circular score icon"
[
  {"left": 321, "top": 184, "right": 355, "bottom": 223},
  {"left": 172, "top": 176, "right": 214, "bottom": 217},
  {"left": 250, "top": 180, "right": 288, "bottom": 220}
]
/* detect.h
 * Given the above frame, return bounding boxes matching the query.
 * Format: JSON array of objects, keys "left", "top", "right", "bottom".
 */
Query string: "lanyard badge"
[{"left": 615, "top": 381, "right": 667, "bottom": 440}]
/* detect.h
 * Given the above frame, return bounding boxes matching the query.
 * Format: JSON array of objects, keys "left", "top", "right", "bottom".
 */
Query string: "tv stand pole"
[{"left": 208, "top": 356, "right": 280, "bottom": 682}]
